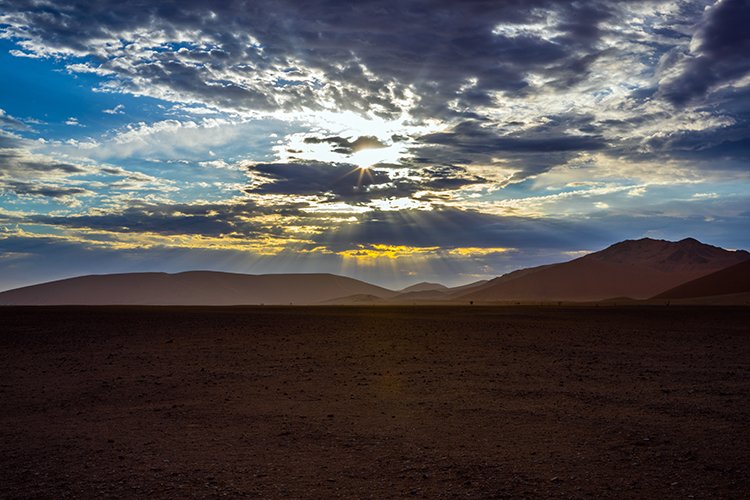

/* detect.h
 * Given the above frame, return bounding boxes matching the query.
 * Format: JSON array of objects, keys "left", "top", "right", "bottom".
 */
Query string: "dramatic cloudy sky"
[{"left": 1, "top": 0, "right": 749, "bottom": 289}]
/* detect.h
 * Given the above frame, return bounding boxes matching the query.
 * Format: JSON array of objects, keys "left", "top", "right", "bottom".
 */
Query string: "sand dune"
[
  {"left": 654, "top": 259, "right": 750, "bottom": 300},
  {"left": 0, "top": 271, "right": 397, "bottom": 305},
  {"left": 460, "top": 238, "right": 750, "bottom": 302},
  {"left": 398, "top": 282, "right": 448, "bottom": 293},
  {"left": 442, "top": 279, "right": 489, "bottom": 294}
]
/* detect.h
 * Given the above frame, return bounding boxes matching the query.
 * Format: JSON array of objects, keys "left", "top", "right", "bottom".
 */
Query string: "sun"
[
  {"left": 349, "top": 144, "right": 407, "bottom": 168},
  {"left": 355, "top": 164, "right": 373, "bottom": 187}
]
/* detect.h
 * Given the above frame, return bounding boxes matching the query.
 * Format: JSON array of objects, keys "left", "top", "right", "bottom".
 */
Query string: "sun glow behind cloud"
[{"left": 273, "top": 110, "right": 435, "bottom": 167}]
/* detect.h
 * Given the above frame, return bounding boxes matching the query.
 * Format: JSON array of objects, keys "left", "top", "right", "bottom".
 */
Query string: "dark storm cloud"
[
  {"left": 30, "top": 201, "right": 296, "bottom": 237},
  {"left": 416, "top": 119, "right": 606, "bottom": 180},
  {"left": 2, "top": 181, "right": 90, "bottom": 199},
  {"left": 689, "top": 136, "right": 750, "bottom": 162},
  {"left": 247, "top": 162, "right": 392, "bottom": 199},
  {"left": 643, "top": 126, "right": 750, "bottom": 164},
  {"left": 421, "top": 120, "right": 606, "bottom": 153},
  {"left": 419, "top": 165, "right": 486, "bottom": 191},
  {"left": 612, "top": 89, "right": 750, "bottom": 170},
  {"left": 659, "top": 0, "right": 750, "bottom": 106},
  {"left": 246, "top": 162, "right": 485, "bottom": 202},
  {"left": 320, "top": 207, "right": 613, "bottom": 251}
]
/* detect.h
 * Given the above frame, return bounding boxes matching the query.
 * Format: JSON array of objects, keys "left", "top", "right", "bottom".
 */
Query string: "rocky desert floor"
[{"left": 1, "top": 305, "right": 749, "bottom": 498}]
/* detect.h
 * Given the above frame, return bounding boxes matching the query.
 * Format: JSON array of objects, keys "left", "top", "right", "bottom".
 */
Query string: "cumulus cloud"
[{"left": 659, "top": 0, "right": 750, "bottom": 106}]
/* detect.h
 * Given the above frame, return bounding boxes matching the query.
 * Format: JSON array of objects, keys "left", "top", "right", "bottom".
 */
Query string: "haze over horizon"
[{"left": 2, "top": 0, "right": 750, "bottom": 290}]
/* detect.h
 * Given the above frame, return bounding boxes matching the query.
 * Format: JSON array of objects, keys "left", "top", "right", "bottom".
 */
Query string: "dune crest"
[
  {"left": 460, "top": 238, "right": 750, "bottom": 303},
  {"left": 654, "top": 259, "right": 750, "bottom": 301},
  {"left": 0, "top": 272, "right": 397, "bottom": 306}
]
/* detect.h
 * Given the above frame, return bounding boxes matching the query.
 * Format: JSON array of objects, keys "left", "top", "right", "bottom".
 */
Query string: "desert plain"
[{"left": 1, "top": 305, "right": 749, "bottom": 498}]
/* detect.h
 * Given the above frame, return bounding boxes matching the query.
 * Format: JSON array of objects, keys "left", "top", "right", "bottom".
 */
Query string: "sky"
[{"left": 1, "top": 0, "right": 749, "bottom": 290}]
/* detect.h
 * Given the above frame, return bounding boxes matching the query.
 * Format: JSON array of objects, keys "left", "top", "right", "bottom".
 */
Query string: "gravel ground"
[{"left": 1, "top": 305, "right": 749, "bottom": 498}]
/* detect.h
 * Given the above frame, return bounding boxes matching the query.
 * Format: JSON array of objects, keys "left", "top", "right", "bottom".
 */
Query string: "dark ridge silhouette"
[
  {"left": 0, "top": 271, "right": 398, "bottom": 306},
  {"left": 654, "top": 259, "right": 750, "bottom": 300},
  {"left": 460, "top": 238, "right": 750, "bottom": 303},
  {"left": 1, "top": 239, "right": 746, "bottom": 306},
  {"left": 326, "top": 279, "right": 491, "bottom": 304}
]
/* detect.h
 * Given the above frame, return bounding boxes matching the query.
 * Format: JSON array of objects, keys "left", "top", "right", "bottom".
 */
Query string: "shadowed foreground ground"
[{"left": 1, "top": 306, "right": 749, "bottom": 498}]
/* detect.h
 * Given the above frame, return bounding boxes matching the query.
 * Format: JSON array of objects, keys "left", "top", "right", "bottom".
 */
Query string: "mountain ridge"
[
  {"left": 1, "top": 238, "right": 746, "bottom": 305},
  {"left": 459, "top": 237, "right": 750, "bottom": 303}
]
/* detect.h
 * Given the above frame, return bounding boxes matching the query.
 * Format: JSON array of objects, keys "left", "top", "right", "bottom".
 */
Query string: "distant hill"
[
  {"left": 398, "top": 282, "right": 448, "bottom": 293},
  {"left": 325, "top": 279, "right": 491, "bottom": 304},
  {"left": 460, "top": 238, "right": 750, "bottom": 303},
  {"left": 443, "top": 280, "right": 489, "bottom": 294},
  {"left": 0, "top": 271, "right": 398, "bottom": 306},
  {"left": 391, "top": 289, "right": 451, "bottom": 302},
  {"left": 317, "top": 293, "right": 387, "bottom": 305},
  {"left": 654, "top": 259, "right": 750, "bottom": 300}
]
